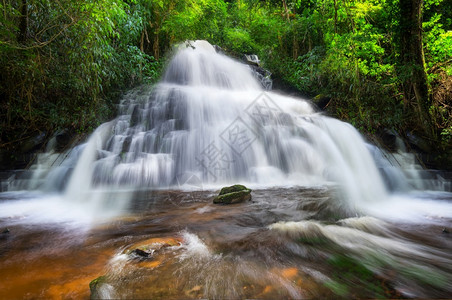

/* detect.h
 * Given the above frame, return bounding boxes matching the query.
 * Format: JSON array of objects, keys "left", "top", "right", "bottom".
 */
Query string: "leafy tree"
[
  {"left": 397, "top": 0, "right": 433, "bottom": 136},
  {"left": 0, "top": 0, "right": 160, "bottom": 146}
]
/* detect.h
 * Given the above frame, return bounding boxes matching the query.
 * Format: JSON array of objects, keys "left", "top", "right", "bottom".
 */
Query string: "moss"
[
  {"left": 213, "top": 190, "right": 251, "bottom": 204},
  {"left": 324, "top": 280, "right": 349, "bottom": 297},
  {"left": 218, "top": 184, "right": 250, "bottom": 195},
  {"left": 325, "top": 254, "right": 388, "bottom": 298},
  {"left": 214, "top": 185, "right": 252, "bottom": 204},
  {"left": 328, "top": 255, "right": 373, "bottom": 279},
  {"left": 89, "top": 275, "right": 107, "bottom": 296}
]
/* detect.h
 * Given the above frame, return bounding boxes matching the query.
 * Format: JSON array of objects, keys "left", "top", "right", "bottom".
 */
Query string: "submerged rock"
[
  {"left": 131, "top": 248, "right": 152, "bottom": 258},
  {"left": 213, "top": 184, "right": 252, "bottom": 204},
  {"left": 89, "top": 275, "right": 107, "bottom": 299},
  {"left": 124, "top": 237, "right": 182, "bottom": 260}
]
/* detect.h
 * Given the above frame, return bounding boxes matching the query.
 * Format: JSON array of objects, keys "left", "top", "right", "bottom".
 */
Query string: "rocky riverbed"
[{"left": 0, "top": 187, "right": 451, "bottom": 299}]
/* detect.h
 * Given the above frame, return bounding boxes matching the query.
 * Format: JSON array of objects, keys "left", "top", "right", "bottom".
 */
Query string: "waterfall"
[{"left": 20, "top": 40, "right": 389, "bottom": 214}]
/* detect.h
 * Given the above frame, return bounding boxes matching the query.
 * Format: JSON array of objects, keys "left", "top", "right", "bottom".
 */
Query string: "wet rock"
[
  {"left": 50, "top": 128, "right": 75, "bottom": 151},
  {"left": 121, "top": 136, "right": 132, "bottom": 155},
  {"left": 249, "top": 65, "right": 272, "bottom": 90},
  {"left": 218, "top": 184, "right": 249, "bottom": 195},
  {"left": 124, "top": 237, "right": 182, "bottom": 260},
  {"left": 131, "top": 248, "right": 153, "bottom": 258},
  {"left": 21, "top": 132, "right": 46, "bottom": 153},
  {"left": 272, "top": 76, "right": 312, "bottom": 99},
  {"left": 130, "top": 105, "right": 140, "bottom": 127},
  {"left": 0, "top": 132, "right": 47, "bottom": 170},
  {"left": 313, "top": 94, "right": 331, "bottom": 110},
  {"left": 2, "top": 228, "right": 9, "bottom": 234},
  {"left": 213, "top": 44, "right": 224, "bottom": 54},
  {"left": 43, "top": 128, "right": 76, "bottom": 153},
  {"left": 213, "top": 184, "right": 252, "bottom": 204},
  {"left": 442, "top": 228, "right": 449, "bottom": 234},
  {"left": 213, "top": 190, "right": 252, "bottom": 204},
  {"left": 243, "top": 54, "right": 260, "bottom": 66},
  {"left": 241, "top": 54, "right": 272, "bottom": 90},
  {"left": 406, "top": 132, "right": 432, "bottom": 153},
  {"left": 377, "top": 128, "right": 400, "bottom": 152},
  {"left": 89, "top": 275, "right": 106, "bottom": 299}
]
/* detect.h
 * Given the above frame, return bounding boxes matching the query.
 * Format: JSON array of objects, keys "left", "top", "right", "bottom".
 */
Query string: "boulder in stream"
[
  {"left": 89, "top": 275, "right": 107, "bottom": 299},
  {"left": 213, "top": 184, "right": 252, "bottom": 204},
  {"left": 124, "top": 237, "right": 182, "bottom": 259}
]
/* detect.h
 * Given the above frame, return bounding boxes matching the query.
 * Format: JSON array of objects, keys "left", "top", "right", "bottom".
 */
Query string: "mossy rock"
[
  {"left": 218, "top": 184, "right": 250, "bottom": 195},
  {"left": 89, "top": 275, "right": 107, "bottom": 299},
  {"left": 123, "top": 237, "right": 182, "bottom": 258},
  {"left": 213, "top": 185, "right": 252, "bottom": 204}
]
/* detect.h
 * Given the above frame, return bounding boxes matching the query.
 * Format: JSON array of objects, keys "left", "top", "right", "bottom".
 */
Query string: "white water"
[
  {"left": 63, "top": 41, "right": 386, "bottom": 207},
  {"left": 1, "top": 40, "right": 451, "bottom": 225}
]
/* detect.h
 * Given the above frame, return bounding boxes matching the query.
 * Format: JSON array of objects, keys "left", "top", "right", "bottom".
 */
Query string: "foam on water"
[
  {"left": 0, "top": 190, "right": 131, "bottom": 227},
  {"left": 179, "top": 231, "right": 211, "bottom": 260},
  {"left": 364, "top": 192, "right": 452, "bottom": 223}
]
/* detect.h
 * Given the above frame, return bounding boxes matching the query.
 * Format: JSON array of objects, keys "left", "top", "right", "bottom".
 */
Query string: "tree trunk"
[
  {"left": 18, "top": 0, "right": 28, "bottom": 43},
  {"left": 153, "top": 33, "right": 159, "bottom": 60},
  {"left": 282, "top": 0, "right": 290, "bottom": 21},
  {"left": 399, "top": 0, "right": 434, "bottom": 137},
  {"left": 140, "top": 29, "right": 145, "bottom": 52},
  {"left": 293, "top": 35, "right": 298, "bottom": 59},
  {"left": 333, "top": 0, "right": 338, "bottom": 33}
]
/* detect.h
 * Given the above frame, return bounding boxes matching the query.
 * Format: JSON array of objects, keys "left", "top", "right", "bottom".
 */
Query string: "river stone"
[
  {"left": 213, "top": 184, "right": 252, "bottom": 204},
  {"left": 89, "top": 275, "right": 106, "bottom": 298},
  {"left": 124, "top": 237, "right": 182, "bottom": 259},
  {"left": 130, "top": 104, "right": 140, "bottom": 127},
  {"left": 21, "top": 132, "right": 46, "bottom": 153}
]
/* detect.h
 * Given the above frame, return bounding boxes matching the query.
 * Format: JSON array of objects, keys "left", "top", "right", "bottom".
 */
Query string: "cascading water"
[
  {"left": 24, "top": 40, "right": 389, "bottom": 214},
  {"left": 2, "top": 40, "right": 451, "bottom": 223}
]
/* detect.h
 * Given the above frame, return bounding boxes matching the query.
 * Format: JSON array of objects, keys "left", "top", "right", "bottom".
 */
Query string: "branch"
[
  {"left": 1, "top": 18, "right": 76, "bottom": 50},
  {"left": 429, "top": 59, "right": 452, "bottom": 73}
]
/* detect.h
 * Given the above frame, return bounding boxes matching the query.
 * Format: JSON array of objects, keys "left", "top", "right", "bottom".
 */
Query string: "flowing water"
[{"left": 0, "top": 40, "right": 451, "bottom": 299}]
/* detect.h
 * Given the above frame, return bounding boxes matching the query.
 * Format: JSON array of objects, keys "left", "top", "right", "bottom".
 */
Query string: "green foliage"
[
  {"left": 440, "top": 126, "right": 452, "bottom": 142},
  {"left": 223, "top": 28, "right": 256, "bottom": 54},
  {"left": 423, "top": 6, "right": 452, "bottom": 72},
  {"left": 0, "top": 0, "right": 161, "bottom": 144},
  {"left": 238, "top": 0, "right": 449, "bottom": 146}
]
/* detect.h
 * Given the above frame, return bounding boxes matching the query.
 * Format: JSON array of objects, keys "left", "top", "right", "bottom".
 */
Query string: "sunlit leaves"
[{"left": 424, "top": 13, "right": 452, "bottom": 70}]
